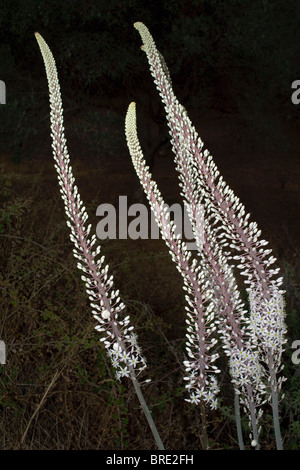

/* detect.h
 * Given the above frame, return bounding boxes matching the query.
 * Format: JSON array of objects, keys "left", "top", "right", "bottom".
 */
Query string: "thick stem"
[
  {"left": 271, "top": 386, "right": 283, "bottom": 450},
  {"left": 268, "top": 354, "right": 283, "bottom": 450},
  {"left": 200, "top": 400, "right": 209, "bottom": 450},
  {"left": 130, "top": 371, "right": 165, "bottom": 450},
  {"left": 234, "top": 392, "right": 245, "bottom": 450},
  {"left": 246, "top": 384, "right": 260, "bottom": 450}
]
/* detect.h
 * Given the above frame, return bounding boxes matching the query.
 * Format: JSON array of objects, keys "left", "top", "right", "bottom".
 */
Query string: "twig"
[{"left": 20, "top": 369, "right": 62, "bottom": 446}]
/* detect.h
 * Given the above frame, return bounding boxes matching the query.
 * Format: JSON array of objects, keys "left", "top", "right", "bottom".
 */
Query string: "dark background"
[{"left": 0, "top": 0, "right": 300, "bottom": 450}]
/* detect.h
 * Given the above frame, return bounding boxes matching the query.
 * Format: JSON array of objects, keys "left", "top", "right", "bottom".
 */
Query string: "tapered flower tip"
[
  {"left": 133, "top": 22, "right": 144, "bottom": 30},
  {"left": 126, "top": 101, "right": 136, "bottom": 119},
  {"left": 34, "top": 32, "right": 46, "bottom": 48},
  {"left": 133, "top": 22, "right": 155, "bottom": 53},
  {"left": 133, "top": 22, "right": 151, "bottom": 39},
  {"left": 134, "top": 22, "right": 150, "bottom": 37}
]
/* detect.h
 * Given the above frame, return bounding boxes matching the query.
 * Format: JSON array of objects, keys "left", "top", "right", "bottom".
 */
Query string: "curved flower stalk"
[
  {"left": 248, "top": 287, "right": 287, "bottom": 449},
  {"left": 133, "top": 21, "right": 287, "bottom": 448},
  {"left": 125, "top": 102, "right": 220, "bottom": 411},
  {"left": 35, "top": 32, "right": 164, "bottom": 450},
  {"left": 133, "top": 22, "right": 265, "bottom": 446},
  {"left": 183, "top": 167, "right": 266, "bottom": 446}
]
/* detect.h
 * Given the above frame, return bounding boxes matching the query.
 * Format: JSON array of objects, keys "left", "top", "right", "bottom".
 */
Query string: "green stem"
[
  {"left": 234, "top": 391, "right": 245, "bottom": 450},
  {"left": 271, "top": 385, "right": 283, "bottom": 450},
  {"left": 130, "top": 371, "right": 165, "bottom": 450},
  {"left": 200, "top": 400, "right": 209, "bottom": 450},
  {"left": 246, "top": 384, "right": 260, "bottom": 450}
]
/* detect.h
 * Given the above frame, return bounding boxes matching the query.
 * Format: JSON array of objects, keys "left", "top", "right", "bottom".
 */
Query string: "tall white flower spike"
[
  {"left": 133, "top": 21, "right": 287, "bottom": 449},
  {"left": 126, "top": 102, "right": 220, "bottom": 410},
  {"left": 35, "top": 32, "right": 164, "bottom": 450}
]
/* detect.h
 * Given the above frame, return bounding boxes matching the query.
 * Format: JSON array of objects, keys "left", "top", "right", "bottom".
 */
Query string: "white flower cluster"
[
  {"left": 35, "top": 32, "right": 147, "bottom": 381},
  {"left": 126, "top": 102, "right": 220, "bottom": 403},
  {"left": 133, "top": 22, "right": 254, "bottom": 403},
  {"left": 183, "top": 287, "right": 220, "bottom": 410},
  {"left": 229, "top": 347, "right": 265, "bottom": 391},
  {"left": 106, "top": 332, "right": 147, "bottom": 380},
  {"left": 184, "top": 371, "right": 219, "bottom": 410},
  {"left": 249, "top": 287, "right": 287, "bottom": 355},
  {"left": 133, "top": 22, "right": 287, "bottom": 421},
  {"left": 229, "top": 346, "right": 266, "bottom": 438}
]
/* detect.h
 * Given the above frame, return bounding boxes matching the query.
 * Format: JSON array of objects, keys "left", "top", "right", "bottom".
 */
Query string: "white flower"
[
  {"left": 35, "top": 32, "right": 148, "bottom": 384},
  {"left": 101, "top": 309, "right": 111, "bottom": 320},
  {"left": 120, "top": 366, "right": 130, "bottom": 378},
  {"left": 129, "top": 356, "right": 139, "bottom": 367}
]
